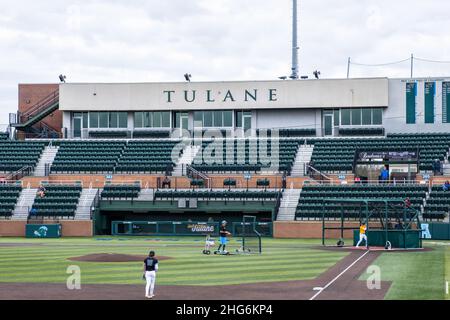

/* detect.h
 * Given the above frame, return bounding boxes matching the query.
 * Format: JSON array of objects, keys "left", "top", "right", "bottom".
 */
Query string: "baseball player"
[
  {"left": 143, "top": 250, "right": 159, "bottom": 299},
  {"left": 217, "top": 220, "right": 231, "bottom": 254},
  {"left": 356, "top": 222, "right": 367, "bottom": 248}
]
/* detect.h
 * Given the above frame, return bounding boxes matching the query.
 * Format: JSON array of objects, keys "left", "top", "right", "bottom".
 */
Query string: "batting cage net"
[{"left": 235, "top": 215, "right": 262, "bottom": 254}]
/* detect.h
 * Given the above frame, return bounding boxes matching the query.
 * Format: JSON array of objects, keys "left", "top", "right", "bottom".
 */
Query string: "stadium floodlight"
[
  {"left": 313, "top": 70, "right": 321, "bottom": 79},
  {"left": 184, "top": 73, "right": 192, "bottom": 82},
  {"left": 59, "top": 74, "right": 67, "bottom": 83}
]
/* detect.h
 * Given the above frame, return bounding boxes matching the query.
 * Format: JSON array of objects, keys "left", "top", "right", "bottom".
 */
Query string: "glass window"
[
  {"left": 135, "top": 112, "right": 143, "bottom": 128},
  {"left": 224, "top": 111, "right": 232, "bottom": 127},
  {"left": 118, "top": 112, "right": 128, "bottom": 128},
  {"left": 89, "top": 112, "right": 99, "bottom": 128},
  {"left": 213, "top": 111, "right": 222, "bottom": 127},
  {"left": 236, "top": 111, "right": 242, "bottom": 127},
  {"left": 144, "top": 112, "right": 152, "bottom": 128},
  {"left": 194, "top": 111, "right": 203, "bottom": 127},
  {"left": 334, "top": 109, "right": 339, "bottom": 126},
  {"left": 372, "top": 108, "right": 383, "bottom": 125},
  {"left": 109, "top": 112, "right": 118, "bottom": 128},
  {"left": 243, "top": 116, "right": 251, "bottom": 130},
  {"left": 351, "top": 108, "right": 361, "bottom": 125},
  {"left": 153, "top": 112, "right": 161, "bottom": 127},
  {"left": 362, "top": 108, "right": 372, "bottom": 125},
  {"left": 203, "top": 111, "right": 213, "bottom": 127},
  {"left": 161, "top": 112, "right": 170, "bottom": 127},
  {"left": 341, "top": 109, "right": 350, "bottom": 125},
  {"left": 99, "top": 112, "right": 108, "bottom": 128},
  {"left": 82, "top": 112, "right": 88, "bottom": 128},
  {"left": 174, "top": 112, "right": 180, "bottom": 128}
]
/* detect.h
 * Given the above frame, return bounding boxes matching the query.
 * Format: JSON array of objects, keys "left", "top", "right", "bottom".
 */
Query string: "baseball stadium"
[{"left": 1, "top": 1, "right": 450, "bottom": 302}]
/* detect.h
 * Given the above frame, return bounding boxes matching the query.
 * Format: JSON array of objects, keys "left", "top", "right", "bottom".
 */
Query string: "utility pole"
[
  {"left": 290, "top": 0, "right": 299, "bottom": 80},
  {"left": 410, "top": 53, "right": 414, "bottom": 78},
  {"left": 347, "top": 57, "right": 351, "bottom": 79}
]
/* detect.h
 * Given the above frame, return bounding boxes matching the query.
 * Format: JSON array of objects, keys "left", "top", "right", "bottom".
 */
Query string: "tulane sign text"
[{"left": 163, "top": 89, "right": 278, "bottom": 103}]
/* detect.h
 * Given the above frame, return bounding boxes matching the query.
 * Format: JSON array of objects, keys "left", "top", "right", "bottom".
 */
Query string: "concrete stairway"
[
  {"left": 12, "top": 188, "right": 37, "bottom": 220},
  {"left": 33, "top": 146, "right": 59, "bottom": 176},
  {"left": 290, "top": 144, "right": 314, "bottom": 177},
  {"left": 172, "top": 145, "right": 201, "bottom": 176},
  {"left": 443, "top": 163, "right": 450, "bottom": 175},
  {"left": 277, "top": 188, "right": 301, "bottom": 221},
  {"left": 75, "top": 188, "right": 98, "bottom": 220},
  {"left": 136, "top": 188, "right": 154, "bottom": 201}
]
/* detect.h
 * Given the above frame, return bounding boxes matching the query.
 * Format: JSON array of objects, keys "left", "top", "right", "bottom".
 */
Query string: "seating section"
[
  {"left": 154, "top": 189, "right": 280, "bottom": 201},
  {"left": 309, "top": 133, "right": 450, "bottom": 172},
  {"left": 423, "top": 186, "right": 450, "bottom": 221},
  {"left": 101, "top": 183, "right": 141, "bottom": 199},
  {"left": 51, "top": 141, "right": 126, "bottom": 173},
  {"left": 132, "top": 130, "right": 171, "bottom": 139},
  {"left": 339, "top": 127, "right": 384, "bottom": 136},
  {"left": 191, "top": 139, "right": 300, "bottom": 174},
  {"left": 296, "top": 184, "right": 427, "bottom": 220},
  {"left": 388, "top": 134, "right": 450, "bottom": 171},
  {"left": 115, "top": 140, "right": 181, "bottom": 173},
  {"left": 257, "top": 128, "right": 316, "bottom": 137},
  {"left": 30, "top": 184, "right": 82, "bottom": 218},
  {"left": 89, "top": 130, "right": 128, "bottom": 138},
  {"left": 0, "top": 183, "right": 22, "bottom": 218},
  {"left": 0, "top": 141, "right": 46, "bottom": 172},
  {"left": 0, "top": 132, "right": 9, "bottom": 140}
]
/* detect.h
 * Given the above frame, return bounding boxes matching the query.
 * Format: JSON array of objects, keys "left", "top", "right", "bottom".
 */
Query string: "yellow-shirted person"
[{"left": 356, "top": 223, "right": 367, "bottom": 247}]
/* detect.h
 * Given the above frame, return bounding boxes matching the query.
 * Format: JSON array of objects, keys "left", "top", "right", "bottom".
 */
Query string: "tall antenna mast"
[{"left": 290, "top": 0, "right": 299, "bottom": 80}]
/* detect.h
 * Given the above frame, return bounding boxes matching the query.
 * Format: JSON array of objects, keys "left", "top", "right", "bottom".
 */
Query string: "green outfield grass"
[
  {"left": 360, "top": 241, "right": 450, "bottom": 300},
  {"left": 0, "top": 237, "right": 347, "bottom": 286}
]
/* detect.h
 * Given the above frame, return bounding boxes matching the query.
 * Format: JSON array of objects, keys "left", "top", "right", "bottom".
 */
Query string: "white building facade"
[{"left": 58, "top": 77, "right": 450, "bottom": 138}]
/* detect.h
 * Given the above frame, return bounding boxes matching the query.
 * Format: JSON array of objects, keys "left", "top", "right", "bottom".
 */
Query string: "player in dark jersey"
[
  {"left": 143, "top": 251, "right": 159, "bottom": 299},
  {"left": 217, "top": 220, "right": 231, "bottom": 254}
]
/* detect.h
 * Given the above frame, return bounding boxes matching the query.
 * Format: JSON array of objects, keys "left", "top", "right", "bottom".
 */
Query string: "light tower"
[{"left": 290, "top": 0, "right": 299, "bottom": 80}]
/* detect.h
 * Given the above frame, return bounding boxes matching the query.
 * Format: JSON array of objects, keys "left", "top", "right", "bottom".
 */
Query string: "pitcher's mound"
[{"left": 68, "top": 253, "right": 172, "bottom": 263}]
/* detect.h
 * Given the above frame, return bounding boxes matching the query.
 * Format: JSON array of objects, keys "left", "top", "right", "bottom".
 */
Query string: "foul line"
[{"left": 309, "top": 250, "right": 370, "bottom": 300}]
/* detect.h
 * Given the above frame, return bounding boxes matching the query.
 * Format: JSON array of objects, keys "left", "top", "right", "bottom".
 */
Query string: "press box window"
[{"left": 134, "top": 112, "right": 171, "bottom": 128}]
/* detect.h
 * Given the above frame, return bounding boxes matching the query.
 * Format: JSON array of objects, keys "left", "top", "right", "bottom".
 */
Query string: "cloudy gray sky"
[{"left": 1, "top": 0, "right": 450, "bottom": 124}]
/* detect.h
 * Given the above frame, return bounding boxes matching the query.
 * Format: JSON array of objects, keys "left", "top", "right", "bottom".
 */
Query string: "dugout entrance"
[{"left": 321, "top": 199, "right": 423, "bottom": 249}]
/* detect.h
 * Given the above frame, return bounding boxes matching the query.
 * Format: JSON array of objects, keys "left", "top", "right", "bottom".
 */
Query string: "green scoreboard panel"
[
  {"left": 406, "top": 82, "right": 416, "bottom": 124},
  {"left": 443, "top": 82, "right": 450, "bottom": 123},
  {"left": 424, "top": 82, "right": 435, "bottom": 124}
]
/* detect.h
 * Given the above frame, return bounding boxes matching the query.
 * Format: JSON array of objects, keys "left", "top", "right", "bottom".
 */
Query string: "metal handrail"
[
  {"left": 274, "top": 189, "right": 283, "bottom": 220},
  {"left": 22, "top": 90, "right": 59, "bottom": 120},
  {"left": 306, "top": 164, "right": 332, "bottom": 182},
  {"left": 103, "top": 180, "right": 142, "bottom": 187},
  {"left": 303, "top": 179, "right": 427, "bottom": 187},
  {"left": 90, "top": 188, "right": 101, "bottom": 220},
  {"left": 4, "top": 165, "right": 33, "bottom": 181},
  {"left": 186, "top": 165, "right": 211, "bottom": 188}
]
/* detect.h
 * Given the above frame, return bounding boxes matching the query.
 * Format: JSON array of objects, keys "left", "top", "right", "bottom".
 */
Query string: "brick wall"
[
  {"left": 274, "top": 221, "right": 382, "bottom": 239},
  {"left": 17, "top": 83, "right": 61, "bottom": 138},
  {"left": 0, "top": 220, "right": 93, "bottom": 237}
]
